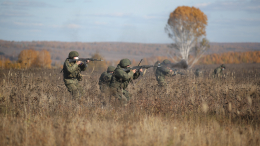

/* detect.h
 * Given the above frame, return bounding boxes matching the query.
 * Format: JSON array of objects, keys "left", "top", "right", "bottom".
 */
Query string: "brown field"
[{"left": 0, "top": 63, "right": 260, "bottom": 146}]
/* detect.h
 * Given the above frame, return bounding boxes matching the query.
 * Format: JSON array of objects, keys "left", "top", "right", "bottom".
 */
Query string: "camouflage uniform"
[
  {"left": 195, "top": 69, "right": 201, "bottom": 77},
  {"left": 110, "top": 59, "right": 141, "bottom": 104},
  {"left": 155, "top": 59, "right": 172, "bottom": 87},
  {"left": 98, "top": 66, "right": 115, "bottom": 106},
  {"left": 214, "top": 64, "right": 226, "bottom": 77},
  {"left": 99, "top": 66, "right": 115, "bottom": 93},
  {"left": 63, "top": 51, "right": 87, "bottom": 99}
]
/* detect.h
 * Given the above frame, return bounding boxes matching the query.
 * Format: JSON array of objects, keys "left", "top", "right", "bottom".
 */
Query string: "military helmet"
[
  {"left": 162, "top": 59, "right": 171, "bottom": 65},
  {"left": 68, "top": 51, "right": 79, "bottom": 58},
  {"left": 221, "top": 64, "right": 226, "bottom": 68},
  {"left": 119, "top": 58, "right": 131, "bottom": 68},
  {"left": 107, "top": 66, "right": 116, "bottom": 72}
]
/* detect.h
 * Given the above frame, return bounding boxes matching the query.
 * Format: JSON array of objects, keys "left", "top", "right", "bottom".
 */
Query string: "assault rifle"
[
  {"left": 122, "top": 65, "right": 160, "bottom": 72},
  {"left": 68, "top": 58, "right": 103, "bottom": 67},
  {"left": 171, "top": 68, "right": 186, "bottom": 75}
]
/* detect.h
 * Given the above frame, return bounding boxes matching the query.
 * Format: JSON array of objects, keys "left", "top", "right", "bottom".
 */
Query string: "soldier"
[
  {"left": 155, "top": 59, "right": 173, "bottom": 87},
  {"left": 214, "top": 64, "right": 226, "bottom": 77},
  {"left": 98, "top": 66, "right": 115, "bottom": 106},
  {"left": 195, "top": 69, "right": 201, "bottom": 77},
  {"left": 99, "top": 66, "right": 116, "bottom": 92},
  {"left": 110, "top": 58, "right": 143, "bottom": 105},
  {"left": 62, "top": 51, "right": 89, "bottom": 99}
]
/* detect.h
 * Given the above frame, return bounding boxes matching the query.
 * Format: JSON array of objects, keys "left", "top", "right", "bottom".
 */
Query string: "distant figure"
[
  {"left": 155, "top": 59, "right": 173, "bottom": 87},
  {"left": 214, "top": 64, "right": 226, "bottom": 77},
  {"left": 62, "top": 51, "right": 89, "bottom": 100},
  {"left": 195, "top": 69, "right": 201, "bottom": 77}
]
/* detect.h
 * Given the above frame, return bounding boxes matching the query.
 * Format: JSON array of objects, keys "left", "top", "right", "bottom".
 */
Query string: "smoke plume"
[{"left": 169, "top": 60, "right": 188, "bottom": 69}]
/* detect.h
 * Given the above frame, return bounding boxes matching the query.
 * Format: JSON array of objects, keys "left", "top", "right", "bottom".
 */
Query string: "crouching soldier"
[
  {"left": 98, "top": 66, "right": 115, "bottom": 106},
  {"left": 155, "top": 59, "right": 173, "bottom": 87},
  {"left": 99, "top": 66, "right": 116, "bottom": 92},
  {"left": 214, "top": 64, "right": 226, "bottom": 78},
  {"left": 110, "top": 58, "right": 143, "bottom": 106},
  {"left": 62, "top": 51, "right": 89, "bottom": 100}
]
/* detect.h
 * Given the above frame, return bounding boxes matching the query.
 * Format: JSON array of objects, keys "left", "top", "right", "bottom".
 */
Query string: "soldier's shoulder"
[
  {"left": 99, "top": 72, "right": 106, "bottom": 77},
  {"left": 66, "top": 59, "right": 76, "bottom": 67},
  {"left": 160, "top": 66, "right": 169, "bottom": 71},
  {"left": 63, "top": 58, "right": 69, "bottom": 63},
  {"left": 114, "top": 66, "right": 124, "bottom": 72}
]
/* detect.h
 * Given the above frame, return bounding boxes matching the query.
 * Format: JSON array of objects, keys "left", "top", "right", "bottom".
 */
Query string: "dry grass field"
[{"left": 0, "top": 63, "right": 260, "bottom": 146}]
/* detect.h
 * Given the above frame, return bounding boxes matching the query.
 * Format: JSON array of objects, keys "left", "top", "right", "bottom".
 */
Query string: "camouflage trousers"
[
  {"left": 156, "top": 80, "right": 169, "bottom": 97},
  {"left": 110, "top": 88, "right": 131, "bottom": 105},
  {"left": 99, "top": 85, "right": 111, "bottom": 106},
  {"left": 156, "top": 76, "right": 167, "bottom": 87},
  {"left": 65, "top": 82, "right": 84, "bottom": 100}
]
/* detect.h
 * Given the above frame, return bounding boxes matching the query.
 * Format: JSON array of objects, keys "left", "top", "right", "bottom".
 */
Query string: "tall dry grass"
[{"left": 0, "top": 63, "right": 260, "bottom": 146}]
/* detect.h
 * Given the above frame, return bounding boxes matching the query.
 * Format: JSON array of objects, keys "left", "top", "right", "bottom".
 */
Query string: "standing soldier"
[
  {"left": 155, "top": 59, "right": 173, "bottom": 87},
  {"left": 214, "top": 64, "right": 226, "bottom": 77},
  {"left": 62, "top": 51, "right": 89, "bottom": 100},
  {"left": 110, "top": 58, "right": 143, "bottom": 105}
]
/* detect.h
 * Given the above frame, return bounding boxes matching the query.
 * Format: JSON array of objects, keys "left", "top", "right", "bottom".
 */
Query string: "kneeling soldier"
[
  {"left": 99, "top": 66, "right": 116, "bottom": 92},
  {"left": 214, "top": 64, "right": 226, "bottom": 77},
  {"left": 98, "top": 66, "right": 115, "bottom": 106},
  {"left": 155, "top": 59, "right": 173, "bottom": 87}
]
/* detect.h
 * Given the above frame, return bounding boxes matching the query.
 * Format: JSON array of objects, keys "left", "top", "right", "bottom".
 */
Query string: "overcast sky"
[{"left": 0, "top": 0, "right": 259, "bottom": 43}]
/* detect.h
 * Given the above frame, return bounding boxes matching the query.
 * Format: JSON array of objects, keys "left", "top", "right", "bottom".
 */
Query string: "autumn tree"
[
  {"left": 165, "top": 6, "right": 208, "bottom": 67},
  {"left": 35, "top": 50, "right": 52, "bottom": 68},
  {"left": 18, "top": 49, "right": 38, "bottom": 68},
  {"left": 18, "top": 49, "right": 52, "bottom": 69}
]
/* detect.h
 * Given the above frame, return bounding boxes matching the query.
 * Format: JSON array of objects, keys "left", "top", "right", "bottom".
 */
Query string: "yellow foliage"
[
  {"left": 18, "top": 49, "right": 38, "bottom": 68},
  {"left": 0, "top": 49, "right": 52, "bottom": 69},
  {"left": 197, "top": 51, "right": 260, "bottom": 65},
  {"left": 168, "top": 6, "right": 208, "bottom": 38},
  {"left": 35, "top": 50, "right": 52, "bottom": 68}
]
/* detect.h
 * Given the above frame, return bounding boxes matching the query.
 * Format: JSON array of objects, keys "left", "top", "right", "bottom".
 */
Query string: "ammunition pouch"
[{"left": 77, "top": 73, "right": 83, "bottom": 81}]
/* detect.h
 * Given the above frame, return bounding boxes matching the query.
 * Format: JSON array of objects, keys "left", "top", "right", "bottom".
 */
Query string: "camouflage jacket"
[
  {"left": 63, "top": 58, "right": 87, "bottom": 84},
  {"left": 110, "top": 64, "right": 140, "bottom": 90},
  {"left": 214, "top": 66, "right": 223, "bottom": 75},
  {"left": 155, "top": 66, "right": 172, "bottom": 84},
  {"left": 99, "top": 71, "right": 113, "bottom": 87}
]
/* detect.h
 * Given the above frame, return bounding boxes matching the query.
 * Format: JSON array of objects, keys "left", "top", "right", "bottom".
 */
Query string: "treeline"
[
  {"left": 130, "top": 51, "right": 260, "bottom": 67},
  {"left": 198, "top": 51, "right": 260, "bottom": 64},
  {"left": 0, "top": 49, "right": 52, "bottom": 69},
  {"left": 1, "top": 40, "right": 260, "bottom": 64},
  {"left": 0, "top": 49, "right": 111, "bottom": 71},
  {"left": 1, "top": 50, "right": 260, "bottom": 70}
]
